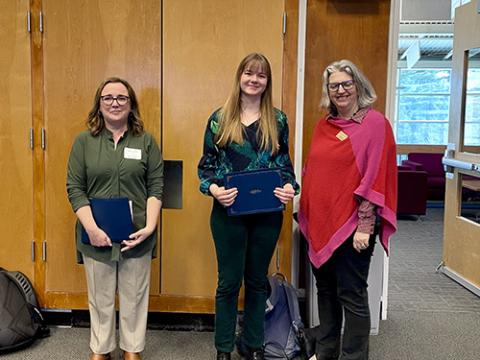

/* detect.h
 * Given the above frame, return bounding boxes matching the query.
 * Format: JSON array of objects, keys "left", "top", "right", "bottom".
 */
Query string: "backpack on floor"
[
  {"left": 0, "top": 268, "right": 50, "bottom": 353},
  {"left": 263, "top": 274, "right": 305, "bottom": 359}
]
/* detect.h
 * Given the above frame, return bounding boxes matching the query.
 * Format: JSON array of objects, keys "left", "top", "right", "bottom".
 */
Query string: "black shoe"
[
  {"left": 216, "top": 352, "right": 231, "bottom": 360},
  {"left": 247, "top": 349, "right": 264, "bottom": 360}
]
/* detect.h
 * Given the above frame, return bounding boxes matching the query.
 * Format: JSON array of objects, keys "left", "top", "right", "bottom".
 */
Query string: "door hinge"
[
  {"left": 27, "top": 11, "right": 31, "bottom": 33},
  {"left": 41, "top": 128, "right": 46, "bottom": 150},
  {"left": 31, "top": 240, "right": 35, "bottom": 261},
  {"left": 29, "top": 128, "right": 34, "bottom": 149},
  {"left": 42, "top": 241, "right": 47, "bottom": 262},
  {"left": 282, "top": 12, "right": 287, "bottom": 35},
  {"left": 39, "top": 11, "right": 44, "bottom": 33}
]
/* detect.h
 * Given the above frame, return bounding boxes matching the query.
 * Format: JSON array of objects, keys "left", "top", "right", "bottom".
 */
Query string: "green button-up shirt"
[{"left": 67, "top": 128, "right": 164, "bottom": 263}]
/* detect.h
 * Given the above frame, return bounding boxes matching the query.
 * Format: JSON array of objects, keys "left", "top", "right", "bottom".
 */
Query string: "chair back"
[{"left": 407, "top": 153, "right": 444, "bottom": 176}]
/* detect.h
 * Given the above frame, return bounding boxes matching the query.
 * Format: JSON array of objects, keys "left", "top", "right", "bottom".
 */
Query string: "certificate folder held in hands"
[
  {"left": 81, "top": 198, "right": 134, "bottom": 244},
  {"left": 225, "top": 169, "right": 284, "bottom": 216}
]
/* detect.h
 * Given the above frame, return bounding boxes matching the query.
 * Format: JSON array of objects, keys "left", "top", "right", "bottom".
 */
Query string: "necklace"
[{"left": 241, "top": 110, "right": 260, "bottom": 126}]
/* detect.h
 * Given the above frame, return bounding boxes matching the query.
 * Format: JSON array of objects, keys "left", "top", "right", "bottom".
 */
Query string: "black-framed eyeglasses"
[
  {"left": 327, "top": 80, "right": 355, "bottom": 92},
  {"left": 100, "top": 95, "right": 130, "bottom": 106}
]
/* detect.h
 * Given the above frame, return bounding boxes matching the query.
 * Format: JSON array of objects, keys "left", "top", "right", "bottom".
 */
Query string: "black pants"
[{"left": 309, "top": 232, "right": 376, "bottom": 360}]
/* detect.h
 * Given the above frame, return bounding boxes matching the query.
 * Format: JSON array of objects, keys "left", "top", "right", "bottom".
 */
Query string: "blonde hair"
[
  {"left": 215, "top": 53, "right": 279, "bottom": 155},
  {"left": 320, "top": 59, "right": 377, "bottom": 115},
  {"left": 87, "top": 77, "right": 145, "bottom": 136}
]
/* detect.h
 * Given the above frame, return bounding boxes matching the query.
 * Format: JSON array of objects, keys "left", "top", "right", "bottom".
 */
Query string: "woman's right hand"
[
  {"left": 86, "top": 227, "right": 112, "bottom": 247},
  {"left": 209, "top": 184, "right": 238, "bottom": 207},
  {"left": 75, "top": 206, "right": 112, "bottom": 247}
]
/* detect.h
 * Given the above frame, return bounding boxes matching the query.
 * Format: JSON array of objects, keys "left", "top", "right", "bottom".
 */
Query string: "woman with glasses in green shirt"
[{"left": 67, "top": 77, "right": 163, "bottom": 360}]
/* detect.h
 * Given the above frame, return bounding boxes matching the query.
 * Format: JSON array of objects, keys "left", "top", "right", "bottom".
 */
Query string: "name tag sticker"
[
  {"left": 336, "top": 131, "right": 348, "bottom": 141},
  {"left": 124, "top": 147, "right": 142, "bottom": 160}
]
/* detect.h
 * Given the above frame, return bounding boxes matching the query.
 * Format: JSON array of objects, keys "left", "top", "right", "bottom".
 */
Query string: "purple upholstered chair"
[
  {"left": 397, "top": 165, "right": 428, "bottom": 216},
  {"left": 402, "top": 153, "right": 445, "bottom": 200}
]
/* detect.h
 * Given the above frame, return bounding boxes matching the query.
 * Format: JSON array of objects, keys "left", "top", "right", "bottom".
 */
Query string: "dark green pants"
[{"left": 210, "top": 201, "right": 283, "bottom": 353}]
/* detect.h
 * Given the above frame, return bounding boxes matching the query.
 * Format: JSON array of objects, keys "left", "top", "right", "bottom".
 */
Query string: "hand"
[
  {"left": 273, "top": 183, "right": 295, "bottom": 204},
  {"left": 86, "top": 227, "right": 112, "bottom": 247},
  {"left": 353, "top": 231, "right": 370, "bottom": 252},
  {"left": 121, "top": 227, "right": 155, "bottom": 252},
  {"left": 210, "top": 184, "right": 238, "bottom": 207}
]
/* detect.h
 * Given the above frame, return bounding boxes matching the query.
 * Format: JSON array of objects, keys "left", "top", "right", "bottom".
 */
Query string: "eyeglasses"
[
  {"left": 100, "top": 95, "right": 130, "bottom": 106},
  {"left": 327, "top": 80, "right": 355, "bottom": 92}
]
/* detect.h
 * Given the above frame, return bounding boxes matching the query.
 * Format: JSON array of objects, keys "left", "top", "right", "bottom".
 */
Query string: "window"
[
  {"left": 395, "top": 68, "right": 451, "bottom": 144},
  {"left": 395, "top": 67, "right": 480, "bottom": 145},
  {"left": 465, "top": 68, "right": 480, "bottom": 146}
]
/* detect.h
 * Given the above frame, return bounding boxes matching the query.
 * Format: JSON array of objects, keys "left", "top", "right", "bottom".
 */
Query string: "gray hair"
[{"left": 320, "top": 59, "right": 377, "bottom": 115}]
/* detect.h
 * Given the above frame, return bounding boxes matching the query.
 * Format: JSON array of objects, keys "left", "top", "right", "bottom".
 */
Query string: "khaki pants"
[{"left": 83, "top": 253, "right": 152, "bottom": 354}]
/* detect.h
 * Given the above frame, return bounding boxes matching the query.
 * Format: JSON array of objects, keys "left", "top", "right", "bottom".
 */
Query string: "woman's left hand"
[
  {"left": 121, "top": 227, "right": 155, "bottom": 252},
  {"left": 274, "top": 183, "right": 295, "bottom": 204},
  {"left": 353, "top": 231, "right": 370, "bottom": 252}
]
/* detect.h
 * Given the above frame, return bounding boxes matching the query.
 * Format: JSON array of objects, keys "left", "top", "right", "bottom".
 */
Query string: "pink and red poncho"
[{"left": 298, "top": 109, "right": 397, "bottom": 268}]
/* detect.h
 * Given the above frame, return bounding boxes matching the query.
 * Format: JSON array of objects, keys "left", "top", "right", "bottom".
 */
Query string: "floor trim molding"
[{"left": 440, "top": 266, "right": 480, "bottom": 297}]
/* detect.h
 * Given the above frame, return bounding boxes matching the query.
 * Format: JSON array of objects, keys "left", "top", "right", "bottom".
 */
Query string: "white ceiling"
[{"left": 398, "top": 0, "right": 471, "bottom": 62}]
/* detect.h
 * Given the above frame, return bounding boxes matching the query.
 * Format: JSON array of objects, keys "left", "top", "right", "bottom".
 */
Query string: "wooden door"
[
  {"left": 443, "top": 0, "right": 480, "bottom": 292},
  {"left": 0, "top": 0, "right": 34, "bottom": 279},
  {"left": 42, "top": 0, "right": 161, "bottom": 308},
  {"left": 301, "top": 0, "right": 391, "bottom": 325},
  {"left": 303, "top": 0, "right": 391, "bottom": 157},
  {"left": 159, "top": 0, "right": 286, "bottom": 312},
  {"left": 36, "top": 0, "right": 288, "bottom": 312}
]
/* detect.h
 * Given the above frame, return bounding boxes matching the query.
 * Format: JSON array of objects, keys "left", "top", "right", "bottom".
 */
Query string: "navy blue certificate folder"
[
  {"left": 81, "top": 198, "right": 134, "bottom": 244},
  {"left": 225, "top": 169, "right": 284, "bottom": 216}
]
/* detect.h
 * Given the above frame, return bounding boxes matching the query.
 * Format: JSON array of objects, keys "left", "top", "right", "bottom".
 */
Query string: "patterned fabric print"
[{"left": 198, "top": 108, "right": 298, "bottom": 195}]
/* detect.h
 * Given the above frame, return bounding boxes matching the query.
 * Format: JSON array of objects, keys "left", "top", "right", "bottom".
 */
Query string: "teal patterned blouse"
[{"left": 198, "top": 108, "right": 299, "bottom": 195}]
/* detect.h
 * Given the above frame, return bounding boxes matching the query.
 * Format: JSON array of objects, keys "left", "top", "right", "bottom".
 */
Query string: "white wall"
[{"left": 401, "top": 0, "right": 452, "bottom": 21}]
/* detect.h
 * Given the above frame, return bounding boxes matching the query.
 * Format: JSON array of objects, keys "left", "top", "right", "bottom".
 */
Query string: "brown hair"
[
  {"left": 216, "top": 53, "right": 279, "bottom": 154},
  {"left": 86, "top": 77, "right": 144, "bottom": 136}
]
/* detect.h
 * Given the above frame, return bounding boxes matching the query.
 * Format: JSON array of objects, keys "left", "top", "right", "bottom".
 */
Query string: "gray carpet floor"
[{"left": 2, "top": 208, "right": 479, "bottom": 359}]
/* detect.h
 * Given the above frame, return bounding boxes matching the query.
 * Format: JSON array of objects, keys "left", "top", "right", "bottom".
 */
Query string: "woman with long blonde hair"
[{"left": 198, "top": 53, "right": 298, "bottom": 360}]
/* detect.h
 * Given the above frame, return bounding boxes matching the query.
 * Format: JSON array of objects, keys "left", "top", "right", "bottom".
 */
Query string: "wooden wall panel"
[
  {"left": 162, "top": 0, "right": 285, "bottom": 299},
  {"left": 275, "top": 0, "right": 300, "bottom": 282},
  {"left": 302, "top": 0, "right": 391, "bottom": 161},
  {"left": 0, "top": 0, "right": 34, "bottom": 279},
  {"left": 42, "top": 0, "right": 161, "bottom": 302},
  {"left": 444, "top": 175, "right": 480, "bottom": 288}
]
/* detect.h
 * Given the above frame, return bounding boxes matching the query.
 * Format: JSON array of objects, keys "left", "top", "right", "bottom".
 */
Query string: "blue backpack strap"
[
  {"left": 266, "top": 274, "right": 283, "bottom": 313},
  {"left": 281, "top": 279, "right": 304, "bottom": 333}
]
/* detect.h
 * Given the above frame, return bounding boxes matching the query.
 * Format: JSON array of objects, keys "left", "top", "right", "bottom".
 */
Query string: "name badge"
[
  {"left": 336, "top": 131, "right": 348, "bottom": 141},
  {"left": 124, "top": 147, "right": 142, "bottom": 160}
]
